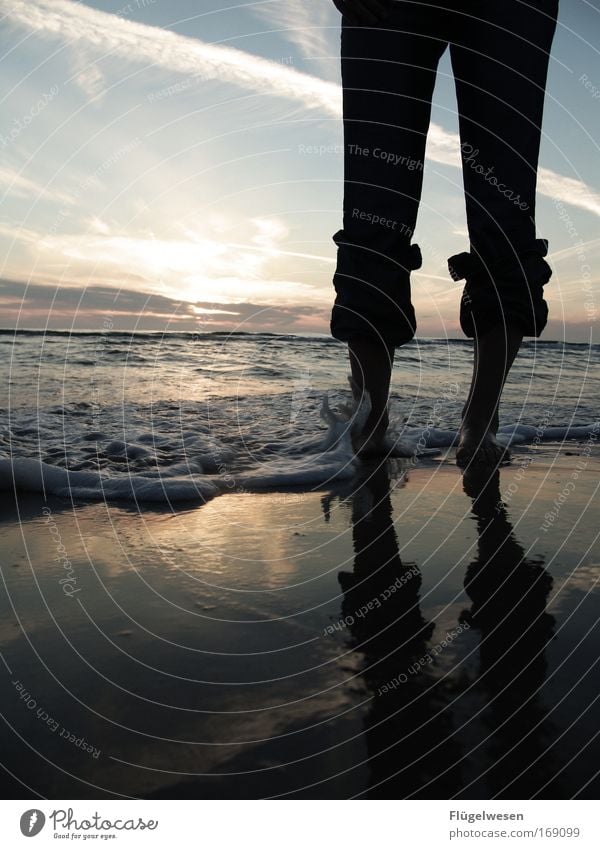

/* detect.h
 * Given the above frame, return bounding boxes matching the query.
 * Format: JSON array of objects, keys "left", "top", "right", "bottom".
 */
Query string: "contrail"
[
  {"left": 0, "top": 0, "right": 340, "bottom": 115},
  {"left": 2, "top": 0, "right": 598, "bottom": 215}
]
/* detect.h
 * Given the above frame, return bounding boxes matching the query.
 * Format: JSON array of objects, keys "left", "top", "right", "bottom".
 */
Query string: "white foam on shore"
[
  {"left": 0, "top": 457, "right": 221, "bottom": 503},
  {"left": 1, "top": 390, "right": 598, "bottom": 504},
  {"left": 0, "top": 392, "right": 365, "bottom": 502},
  {"left": 396, "top": 422, "right": 600, "bottom": 449}
]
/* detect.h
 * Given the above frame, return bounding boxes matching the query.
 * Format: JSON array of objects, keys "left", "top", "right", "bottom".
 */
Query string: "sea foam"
[{"left": 1, "top": 385, "right": 598, "bottom": 504}]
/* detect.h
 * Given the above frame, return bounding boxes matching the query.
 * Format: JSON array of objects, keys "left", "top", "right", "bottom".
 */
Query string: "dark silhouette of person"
[
  {"left": 336, "top": 461, "right": 464, "bottom": 796},
  {"left": 459, "top": 467, "right": 564, "bottom": 798},
  {"left": 329, "top": 1, "right": 558, "bottom": 465},
  {"left": 335, "top": 461, "right": 566, "bottom": 797}
]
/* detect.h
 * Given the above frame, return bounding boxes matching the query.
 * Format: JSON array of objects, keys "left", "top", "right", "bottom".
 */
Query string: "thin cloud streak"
[
  {"left": 538, "top": 169, "right": 600, "bottom": 217},
  {"left": 249, "top": 0, "right": 339, "bottom": 78},
  {"left": 1, "top": 0, "right": 340, "bottom": 114},
  {"left": 2, "top": 0, "right": 599, "bottom": 215},
  {"left": 0, "top": 164, "right": 71, "bottom": 203}
]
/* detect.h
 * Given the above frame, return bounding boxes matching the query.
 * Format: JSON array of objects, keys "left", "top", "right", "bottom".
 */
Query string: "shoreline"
[{"left": 1, "top": 451, "right": 598, "bottom": 798}]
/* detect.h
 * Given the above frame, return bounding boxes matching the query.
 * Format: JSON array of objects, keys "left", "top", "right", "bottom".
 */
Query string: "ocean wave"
[{"left": 1, "top": 383, "right": 598, "bottom": 504}]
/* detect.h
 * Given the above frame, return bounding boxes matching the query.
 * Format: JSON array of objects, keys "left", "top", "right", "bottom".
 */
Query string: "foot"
[
  {"left": 456, "top": 425, "right": 510, "bottom": 467},
  {"left": 457, "top": 324, "right": 523, "bottom": 468},
  {"left": 347, "top": 336, "right": 394, "bottom": 458},
  {"left": 352, "top": 410, "right": 390, "bottom": 458}
]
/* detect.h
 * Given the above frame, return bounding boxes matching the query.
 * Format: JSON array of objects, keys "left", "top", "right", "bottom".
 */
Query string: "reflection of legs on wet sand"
[
  {"left": 460, "top": 468, "right": 563, "bottom": 798},
  {"left": 339, "top": 463, "right": 463, "bottom": 797},
  {"left": 337, "top": 462, "right": 566, "bottom": 797}
]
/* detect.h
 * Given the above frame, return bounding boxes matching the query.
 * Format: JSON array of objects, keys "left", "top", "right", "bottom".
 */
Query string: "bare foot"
[
  {"left": 457, "top": 324, "right": 523, "bottom": 468},
  {"left": 347, "top": 336, "right": 394, "bottom": 458},
  {"left": 456, "top": 426, "right": 510, "bottom": 467},
  {"left": 353, "top": 410, "right": 390, "bottom": 458}
]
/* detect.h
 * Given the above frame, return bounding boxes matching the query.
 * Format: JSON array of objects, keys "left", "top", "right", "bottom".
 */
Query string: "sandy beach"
[
  {"left": 2, "top": 445, "right": 598, "bottom": 799},
  {"left": 1, "top": 0, "right": 599, "bottom": 834}
]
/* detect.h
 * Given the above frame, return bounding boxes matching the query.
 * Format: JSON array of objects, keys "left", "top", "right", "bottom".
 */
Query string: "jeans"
[{"left": 331, "top": 0, "right": 559, "bottom": 346}]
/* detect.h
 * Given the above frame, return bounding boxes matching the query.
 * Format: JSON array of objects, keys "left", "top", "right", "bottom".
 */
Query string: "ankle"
[
  {"left": 461, "top": 408, "right": 498, "bottom": 434},
  {"left": 364, "top": 406, "right": 389, "bottom": 439}
]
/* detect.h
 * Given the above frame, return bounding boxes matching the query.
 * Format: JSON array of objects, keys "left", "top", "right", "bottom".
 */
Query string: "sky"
[{"left": 0, "top": 0, "right": 598, "bottom": 340}]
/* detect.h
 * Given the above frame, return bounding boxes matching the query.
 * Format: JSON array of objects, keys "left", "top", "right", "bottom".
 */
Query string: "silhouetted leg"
[
  {"left": 449, "top": 0, "right": 558, "bottom": 465},
  {"left": 349, "top": 335, "right": 395, "bottom": 454},
  {"left": 457, "top": 325, "right": 523, "bottom": 465},
  {"left": 332, "top": 7, "right": 449, "bottom": 449}
]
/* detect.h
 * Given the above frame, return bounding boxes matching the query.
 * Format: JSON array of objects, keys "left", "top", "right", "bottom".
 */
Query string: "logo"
[{"left": 20, "top": 810, "right": 46, "bottom": 837}]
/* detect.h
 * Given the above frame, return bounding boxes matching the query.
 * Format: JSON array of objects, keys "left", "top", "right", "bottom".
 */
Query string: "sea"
[{"left": 1, "top": 330, "right": 598, "bottom": 503}]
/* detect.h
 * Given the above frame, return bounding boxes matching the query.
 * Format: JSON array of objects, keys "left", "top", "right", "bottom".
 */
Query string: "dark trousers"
[{"left": 331, "top": 0, "right": 559, "bottom": 346}]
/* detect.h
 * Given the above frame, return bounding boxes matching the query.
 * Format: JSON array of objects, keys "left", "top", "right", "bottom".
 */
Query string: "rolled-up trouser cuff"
[
  {"left": 448, "top": 239, "right": 552, "bottom": 338},
  {"left": 331, "top": 229, "right": 422, "bottom": 347}
]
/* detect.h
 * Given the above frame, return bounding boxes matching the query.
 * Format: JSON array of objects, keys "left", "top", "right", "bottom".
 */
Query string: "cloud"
[
  {"left": 2, "top": 0, "right": 599, "bottom": 215},
  {"left": 0, "top": 221, "right": 40, "bottom": 243},
  {"left": 425, "top": 123, "right": 463, "bottom": 169},
  {"left": 2, "top": 0, "right": 340, "bottom": 115},
  {"left": 538, "top": 169, "right": 600, "bottom": 217},
  {"left": 2, "top": 275, "right": 593, "bottom": 340},
  {"left": 550, "top": 235, "right": 600, "bottom": 263},
  {"left": 251, "top": 216, "right": 289, "bottom": 249},
  {"left": 9, "top": 213, "right": 331, "bottom": 305},
  {"left": 69, "top": 48, "right": 106, "bottom": 100},
  {"left": 0, "top": 278, "right": 328, "bottom": 333},
  {"left": 0, "top": 165, "right": 71, "bottom": 203},
  {"left": 249, "top": 0, "right": 339, "bottom": 78}
]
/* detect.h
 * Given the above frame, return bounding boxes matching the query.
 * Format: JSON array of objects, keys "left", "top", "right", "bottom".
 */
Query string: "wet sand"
[{"left": 1, "top": 446, "right": 599, "bottom": 799}]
